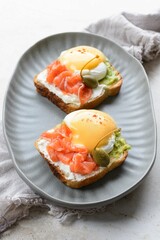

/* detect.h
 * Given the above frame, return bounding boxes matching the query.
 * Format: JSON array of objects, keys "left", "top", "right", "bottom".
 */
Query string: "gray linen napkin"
[
  {"left": 1, "top": 11, "right": 160, "bottom": 233},
  {"left": 85, "top": 11, "right": 160, "bottom": 62}
]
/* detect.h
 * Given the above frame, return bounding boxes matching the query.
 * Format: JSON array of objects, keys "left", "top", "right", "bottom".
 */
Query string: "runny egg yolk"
[
  {"left": 59, "top": 46, "right": 106, "bottom": 72},
  {"left": 64, "top": 110, "right": 117, "bottom": 152}
]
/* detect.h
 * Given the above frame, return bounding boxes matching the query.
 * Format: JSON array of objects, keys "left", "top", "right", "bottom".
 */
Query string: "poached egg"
[
  {"left": 64, "top": 109, "right": 117, "bottom": 152},
  {"left": 59, "top": 46, "right": 107, "bottom": 81}
]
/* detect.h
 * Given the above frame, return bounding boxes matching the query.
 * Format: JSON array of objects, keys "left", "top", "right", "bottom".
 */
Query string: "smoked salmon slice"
[
  {"left": 70, "top": 153, "right": 97, "bottom": 175},
  {"left": 41, "top": 124, "right": 97, "bottom": 175},
  {"left": 46, "top": 60, "right": 92, "bottom": 104},
  {"left": 47, "top": 60, "right": 67, "bottom": 84}
]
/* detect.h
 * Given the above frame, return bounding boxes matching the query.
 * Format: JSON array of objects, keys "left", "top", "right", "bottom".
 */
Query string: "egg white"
[{"left": 80, "top": 62, "right": 107, "bottom": 81}]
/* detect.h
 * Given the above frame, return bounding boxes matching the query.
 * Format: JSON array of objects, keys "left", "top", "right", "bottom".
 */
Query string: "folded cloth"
[
  {"left": 85, "top": 11, "right": 160, "bottom": 62},
  {"left": 0, "top": 123, "right": 46, "bottom": 232},
  {"left": 1, "top": 11, "right": 160, "bottom": 233}
]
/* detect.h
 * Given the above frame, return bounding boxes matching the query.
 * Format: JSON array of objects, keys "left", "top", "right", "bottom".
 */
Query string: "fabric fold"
[{"left": 85, "top": 11, "right": 160, "bottom": 62}]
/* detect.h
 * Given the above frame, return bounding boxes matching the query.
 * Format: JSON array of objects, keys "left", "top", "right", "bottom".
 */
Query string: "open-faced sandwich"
[
  {"left": 35, "top": 109, "right": 131, "bottom": 188},
  {"left": 34, "top": 46, "right": 123, "bottom": 113}
]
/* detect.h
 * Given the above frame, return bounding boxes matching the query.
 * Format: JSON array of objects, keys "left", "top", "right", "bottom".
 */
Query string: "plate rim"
[{"left": 2, "top": 31, "right": 157, "bottom": 209}]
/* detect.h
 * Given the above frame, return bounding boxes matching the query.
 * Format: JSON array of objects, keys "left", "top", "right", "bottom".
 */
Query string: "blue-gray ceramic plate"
[{"left": 3, "top": 32, "right": 157, "bottom": 209}]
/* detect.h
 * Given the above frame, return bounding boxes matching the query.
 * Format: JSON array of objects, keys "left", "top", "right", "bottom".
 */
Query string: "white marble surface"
[{"left": 0, "top": 0, "right": 160, "bottom": 239}]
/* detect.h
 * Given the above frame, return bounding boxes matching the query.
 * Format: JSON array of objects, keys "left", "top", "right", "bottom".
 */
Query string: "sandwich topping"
[
  {"left": 36, "top": 46, "right": 121, "bottom": 106},
  {"left": 46, "top": 60, "right": 92, "bottom": 105},
  {"left": 41, "top": 123, "right": 98, "bottom": 175},
  {"left": 39, "top": 110, "right": 130, "bottom": 175}
]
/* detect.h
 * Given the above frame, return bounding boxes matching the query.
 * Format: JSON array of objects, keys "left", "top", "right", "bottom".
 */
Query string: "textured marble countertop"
[{"left": 0, "top": 0, "right": 160, "bottom": 239}]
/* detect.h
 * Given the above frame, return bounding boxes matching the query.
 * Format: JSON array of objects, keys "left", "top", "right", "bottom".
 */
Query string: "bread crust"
[
  {"left": 35, "top": 140, "right": 128, "bottom": 188},
  {"left": 34, "top": 72, "right": 122, "bottom": 114}
]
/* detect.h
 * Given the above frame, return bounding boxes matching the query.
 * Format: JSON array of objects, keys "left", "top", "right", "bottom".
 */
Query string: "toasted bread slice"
[
  {"left": 34, "top": 73, "right": 122, "bottom": 114},
  {"left": 35, "top": 138, "right": 128, "bottom": 188}
]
